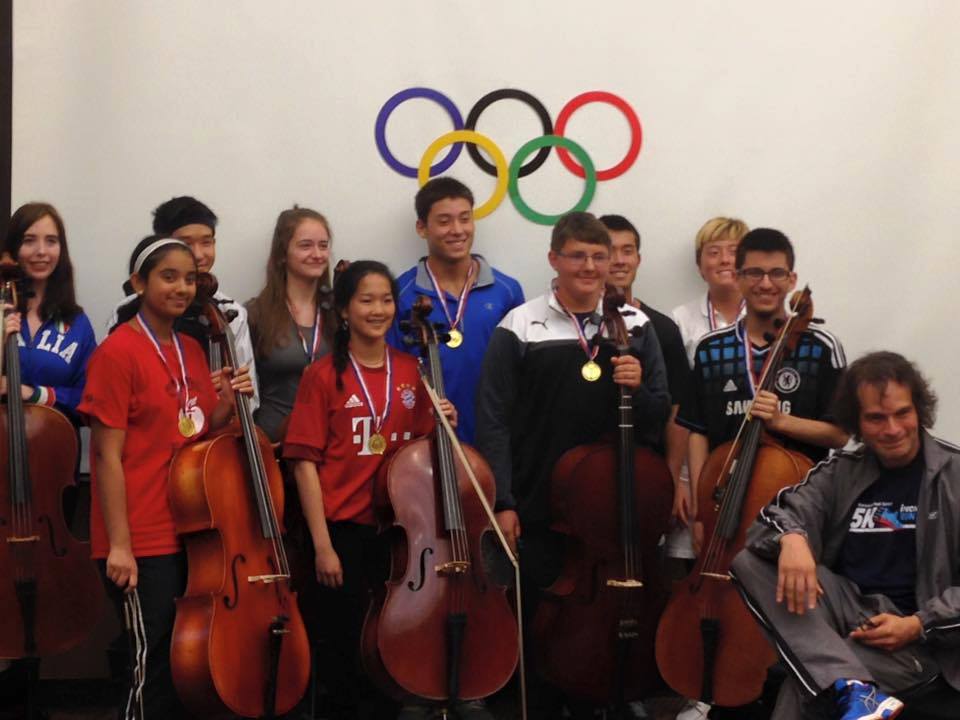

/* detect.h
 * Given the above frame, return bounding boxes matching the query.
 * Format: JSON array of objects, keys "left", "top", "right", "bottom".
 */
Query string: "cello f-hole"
[
  {"left": 407, "top": 547, "right": 434, "bottom": 592},
  {"left": 38, "top": 515, "right": 67, "bottom": 557},
  {"left": 224, "top": 554, "right": 246, "bottom": 609}
]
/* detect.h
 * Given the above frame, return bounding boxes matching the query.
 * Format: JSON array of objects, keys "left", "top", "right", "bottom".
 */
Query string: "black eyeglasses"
[{"left": 737, "top": 267, "right": 792, "bottom": 284}]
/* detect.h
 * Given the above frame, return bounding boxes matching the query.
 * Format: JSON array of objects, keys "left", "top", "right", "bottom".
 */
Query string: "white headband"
[{"left": 132, "top": 238, "right": 191, "bottom": 275}]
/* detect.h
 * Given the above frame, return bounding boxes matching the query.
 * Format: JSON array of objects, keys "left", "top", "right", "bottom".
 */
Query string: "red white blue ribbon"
[
  {"left": 423, "top": 259, "right": 475, "bottom": 333},
  {"left": 348, "top": 348, "right": 393, "bottom": 434},
  {"left": 136, "top": 312, "right": 190, "bottom": 415}
]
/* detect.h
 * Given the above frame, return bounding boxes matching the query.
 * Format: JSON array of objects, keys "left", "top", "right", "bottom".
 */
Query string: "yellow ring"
[{"left": 418, "top": 130, "right": 508, "bottom": 219}]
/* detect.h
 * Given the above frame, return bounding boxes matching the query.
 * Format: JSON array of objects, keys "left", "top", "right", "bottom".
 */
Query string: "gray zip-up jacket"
[{"left": 745, "top": 431, "right": 960, "bottom": 690}]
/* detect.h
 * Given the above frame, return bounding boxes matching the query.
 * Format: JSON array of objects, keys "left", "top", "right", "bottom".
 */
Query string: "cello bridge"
[
  {"left": 701, "top": 572, "right": 732, "bottom": 582},
  {"left": 435, "top": 561, "right": 470, "bottom": 576},
  {"left": 247, "top": 573, "right": 287, "bottom": 584},
  {"left": 606, "top": 579, "right": 644, "bottom": 589},
  {"left": 6, "top": 535, "right": 39, "bottom": 544}
]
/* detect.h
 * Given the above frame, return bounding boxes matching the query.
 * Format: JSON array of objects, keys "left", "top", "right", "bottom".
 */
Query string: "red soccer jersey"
[
  {"left": 283, "top": 348, "right": 433, "bottom": 525},
  {"left": 80, "top": 323, "right": 218, "bottom": 558}
]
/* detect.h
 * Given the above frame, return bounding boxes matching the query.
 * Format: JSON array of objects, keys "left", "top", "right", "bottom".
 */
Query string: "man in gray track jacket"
[{"left": 731, "top": 351, "right": 960, "bottom": 720}]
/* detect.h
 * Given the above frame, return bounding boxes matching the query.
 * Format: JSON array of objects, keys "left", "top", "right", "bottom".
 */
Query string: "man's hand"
[
  {"left": 750, "top": 390, "right": 785, "bottom": 431},
  {"left": 495, "top": 510, "right": 521, "bottom": 555},
  {"left": 611, "top": 354, "right": 642, "bottom": 389},
  {"left": 777, "top": 532, "right": 821, "bottom": 614},
  {"left": 850, "top": 613, "right": 923, "bottom": 651}
]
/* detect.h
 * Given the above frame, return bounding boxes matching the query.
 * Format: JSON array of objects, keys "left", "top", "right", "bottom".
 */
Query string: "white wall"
[{"left": 12, "top": 1, "right": 960, "bottom": 436}]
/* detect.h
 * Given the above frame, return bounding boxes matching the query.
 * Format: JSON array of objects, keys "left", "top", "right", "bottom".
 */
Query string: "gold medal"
[
  {"left": 178, "top": 413, "right": 196, "bottom": 438},
  {"left": 368, "top": 433, "right": 387, "bottom": 455},
  {"left": 446, "top": 329, "right": 463, "bottom": 349},
  {"left": 581, "top": 360, "right": 602, "bottom": 382}
]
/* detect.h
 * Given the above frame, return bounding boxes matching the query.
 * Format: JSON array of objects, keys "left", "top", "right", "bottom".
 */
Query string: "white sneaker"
[{"left": 675, "top": 699, "right": 711, "bottom": 720}]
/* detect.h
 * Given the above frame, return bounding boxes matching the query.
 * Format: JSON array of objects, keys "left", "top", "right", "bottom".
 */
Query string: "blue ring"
[{"left": 375, "top": 88, "right": 464, "bottom": 178}]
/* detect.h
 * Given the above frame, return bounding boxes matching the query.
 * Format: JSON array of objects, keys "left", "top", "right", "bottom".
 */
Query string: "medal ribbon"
[
  {"left": 739, "top": 320, "right": 774, "bottom": 399},
  {"left": 348, "top": 348, "right": 393, "bottom": 435},
  {"left": 553, "top": 290, "right": 601, "bottom": 363},
  {"left": 136, "top": 312, "right": 190, "bottom": 416},
  {"left": 423, "top": 259, "right": 475, "bottom": 333},
  {"left": 287, "top": 302, "right": 322, "bottom": 362},
  {"left": 707, "top": 296, "right": 746, "bottom": 332}
]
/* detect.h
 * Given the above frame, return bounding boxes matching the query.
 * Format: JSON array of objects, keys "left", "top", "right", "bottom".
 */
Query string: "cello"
[
  {"left": 362, "top": 296, "right": 519, "bottom": 708},
  {"left": 655, "top": 287, "right": 816, "bottom": 707},
  {"left": 168, "top": 273, "right": 310, "bottom": 719},
  {"left": 530, "top": 291, "right": 673, "bottom": 713},
  {"left": 0, "top": 256, "right": 103, "bottom": 709}
]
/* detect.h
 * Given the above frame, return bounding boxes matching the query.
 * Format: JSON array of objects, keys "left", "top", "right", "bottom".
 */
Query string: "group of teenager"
[{"left": 1, "top": 177, "right": 957, "bottom": 720}]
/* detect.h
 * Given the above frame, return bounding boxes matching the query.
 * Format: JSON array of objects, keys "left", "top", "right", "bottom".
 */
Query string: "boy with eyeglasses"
[
  {"left": 673, "top": 228, "right": 849, "bottom": 718},
  {"left": 475, "top": 211, "right": 670, "bottom": 719}
]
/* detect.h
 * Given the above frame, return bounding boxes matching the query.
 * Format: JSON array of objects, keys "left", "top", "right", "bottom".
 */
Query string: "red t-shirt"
[
  {"left": 283, "top": 349, "right": 434, "bottom": 525},
  {"left": 80, "top": 323, "right": 218, "bottom": 559}
]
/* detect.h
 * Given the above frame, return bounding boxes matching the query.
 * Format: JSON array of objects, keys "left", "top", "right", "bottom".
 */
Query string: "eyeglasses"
[
  {"left": 556, "top": 251, "right": 611, "bottom": 267},
  {"left": 737, "top": 267, "right": 792, "bottom": 284}
]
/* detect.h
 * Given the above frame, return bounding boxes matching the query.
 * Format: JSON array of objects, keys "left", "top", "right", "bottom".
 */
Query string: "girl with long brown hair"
[{"left": 247, "top": 207, "right": 337, "bottom": 442}]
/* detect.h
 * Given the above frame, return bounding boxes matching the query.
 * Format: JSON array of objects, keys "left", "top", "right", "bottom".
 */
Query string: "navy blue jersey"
[
  {"left": 677, "top": 320, "right": 845, "bottom": 462},
  {"left": 837, "top": 449, "right": 923, "bottom": 614},
  {"left": 388, "top": 255, "right": 524, "bottom": 443}
]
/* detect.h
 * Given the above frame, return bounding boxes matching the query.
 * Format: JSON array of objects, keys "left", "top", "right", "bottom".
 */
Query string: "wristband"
[{"left": 27, "top": 386, "right": 41, "bottom": 404}]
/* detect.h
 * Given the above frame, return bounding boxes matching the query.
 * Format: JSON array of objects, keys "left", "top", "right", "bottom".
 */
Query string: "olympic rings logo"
[{"left": 374, "top": 88, "right": 642, "bottom": 225}]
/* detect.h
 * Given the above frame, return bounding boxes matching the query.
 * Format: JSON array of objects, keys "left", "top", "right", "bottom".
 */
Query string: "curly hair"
[{"left": 832, "top": 351, "right": 937, "bottom": 435}]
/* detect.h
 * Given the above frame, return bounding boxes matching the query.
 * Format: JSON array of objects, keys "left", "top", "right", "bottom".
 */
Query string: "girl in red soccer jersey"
[
  {"left": 283, "top": 260, "right": 454, "bottom": 720},
  {"left": 79, "top": 235, "right": 252, "bottom": 719}
]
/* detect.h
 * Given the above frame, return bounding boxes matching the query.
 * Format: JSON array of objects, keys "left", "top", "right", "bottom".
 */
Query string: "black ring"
[{"left": 464, "top": 89, "right": 553, "bottom": 178}]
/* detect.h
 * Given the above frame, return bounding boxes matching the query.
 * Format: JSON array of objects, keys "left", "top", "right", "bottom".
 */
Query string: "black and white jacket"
[{"left": 474, "top": 291, "right": 671, "bottom": 532}]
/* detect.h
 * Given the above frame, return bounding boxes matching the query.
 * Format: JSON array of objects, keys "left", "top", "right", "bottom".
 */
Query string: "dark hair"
[
  {"left": 551, "top": 211, "right": 611, "bottom": 253},
  {"left": 248, "top": 206, "right": 334, "bottom": 359},
  {"left": 832, "top": 351, "right": 937, "bottom": 434},
  {"left": 598, "top": 214, "right": 641, "bottom": 250},
  {"left": 113, "top": 235, "right": 197, "bottom": 329},
  {"left": 332, "top": 261, "right": 398, "bottom": 390},
  {"left": 735, "top": 228, "right": 795, "bottom": 270},
  {"left": 152, "top": 196, "right": 218, "bottom": 235},
  {"left": 3, "top": 202, "right": 83, "bottom": 322},
  {"left": 414, "top": 177, "right": 474, "bottom": 223}
]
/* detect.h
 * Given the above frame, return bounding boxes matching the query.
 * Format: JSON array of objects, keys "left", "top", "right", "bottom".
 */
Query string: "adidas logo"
[
  {"left": 723, "top": 379, "right": 738, "bottom": 393},
  {"left": 344, "top": 394, "right": 363, "bottom": 409}
]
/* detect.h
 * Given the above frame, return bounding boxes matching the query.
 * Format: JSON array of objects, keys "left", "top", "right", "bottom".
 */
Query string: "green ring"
[{"left": 508, "top": 135, "right": 597, "bottom": 225}]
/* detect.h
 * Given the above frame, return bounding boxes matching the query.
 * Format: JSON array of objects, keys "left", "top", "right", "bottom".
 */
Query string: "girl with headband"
[
  {"left": 246, "top": 206, "right": 337, "bottom": 444},
  {"left": 79, "top": 235, "right": 253, "bottom": 718},
  {"left": 282, "top": 260, "right": 455, "bottom": 719}
]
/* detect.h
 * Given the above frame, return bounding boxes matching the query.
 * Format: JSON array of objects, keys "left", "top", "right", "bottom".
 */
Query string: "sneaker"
[
  {"left": 675, "top": 699, "right": 710, "bottom": 720},
  {"left": 834, "top": 679, "right": 904, "bottom": 720}
]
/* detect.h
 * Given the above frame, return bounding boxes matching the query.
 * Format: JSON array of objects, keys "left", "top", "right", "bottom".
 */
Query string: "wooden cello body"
[
  {"left": 361, "top": 297, "right": 518, "bottom": 704},
  {"left": 531, "top": 293, "right": 673, "bottom": 709},
  {"left": 0, "top": 260, "right": 102, "bottom": 661},
  {"left": 168, "top": 274, "right": 310, "bottom": 718},
  {"left": 533, "top": 442, "right": 672, "bottom": 703},
  {"left": 656, "top": 287, "right": 817, "bottom": 707}
]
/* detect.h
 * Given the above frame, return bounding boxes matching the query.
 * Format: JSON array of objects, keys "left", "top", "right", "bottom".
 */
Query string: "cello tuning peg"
[
  {"left": 763, "top": 332, "right": 776, "bottom": 343},
  {"left": 402, "top": 336, "right": 416, "bottom": 347},
  {"left": 224, "top": 309, "right": 239, "bottom": 323},
  {"left": 811, "top": 317, "right": 825, "bottom": 324}
]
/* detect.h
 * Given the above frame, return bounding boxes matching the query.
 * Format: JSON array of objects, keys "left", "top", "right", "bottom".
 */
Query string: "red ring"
[{"left": 554, "top": 91, "right": 642, "bottom": 180}]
